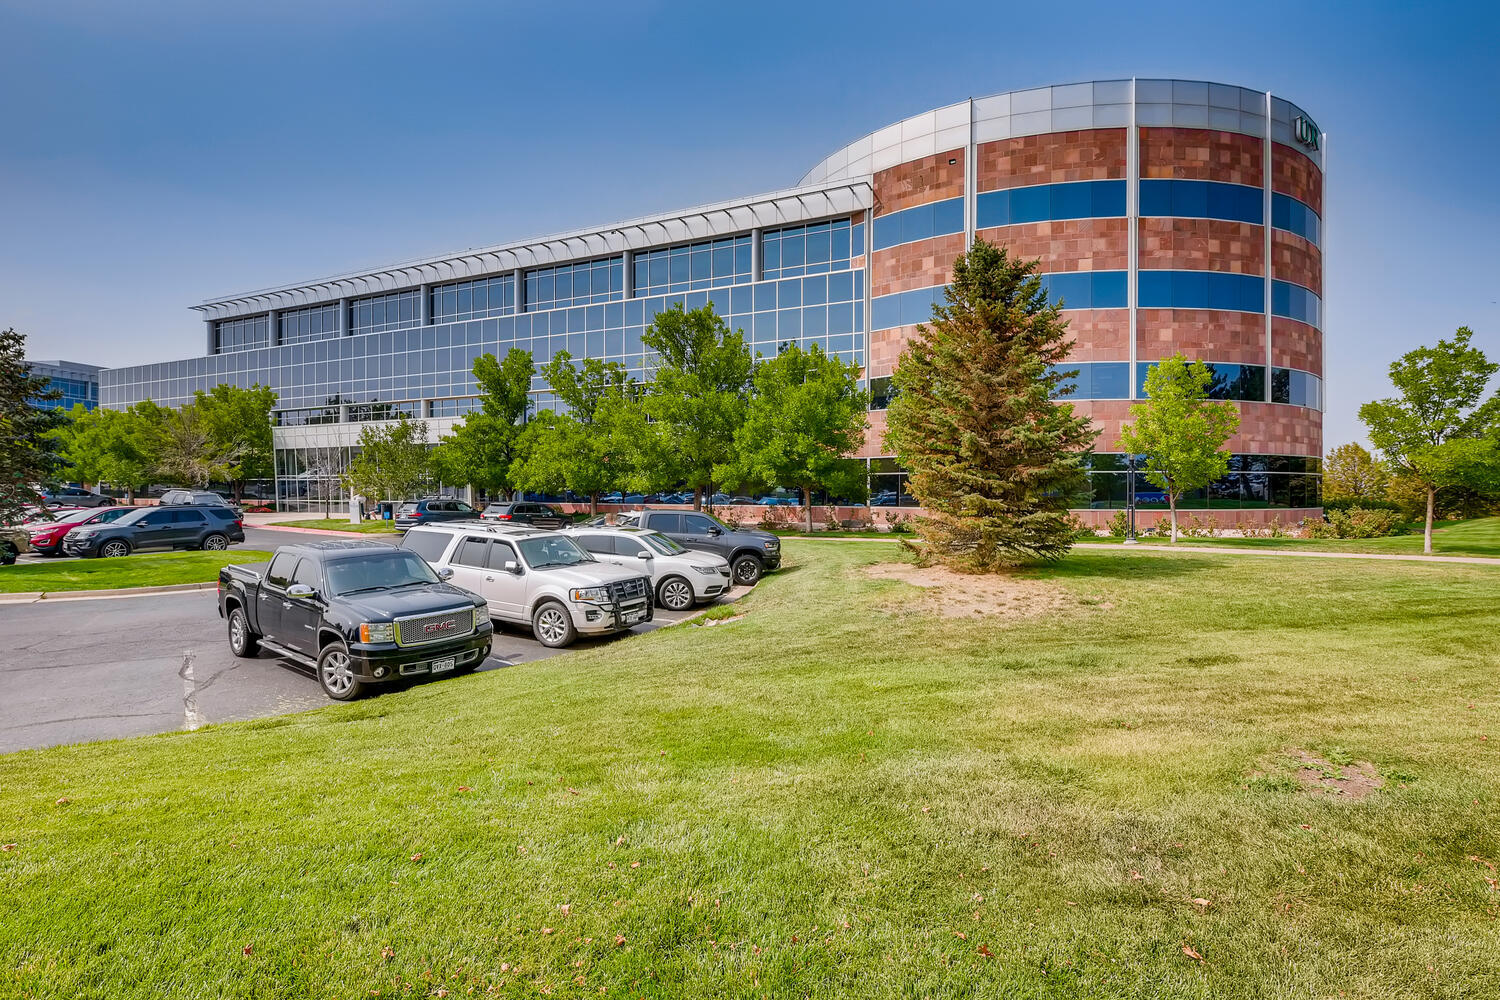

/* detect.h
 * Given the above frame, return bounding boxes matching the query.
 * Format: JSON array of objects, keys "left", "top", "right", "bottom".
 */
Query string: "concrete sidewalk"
[{"left": 1073, "top": 542, "right": 1500, "bottom": 566}]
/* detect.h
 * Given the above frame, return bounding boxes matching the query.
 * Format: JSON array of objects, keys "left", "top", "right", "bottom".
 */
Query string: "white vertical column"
[
  {"left": 418, "top": 284, "right": 430, "bottom": 326},
  {"left": 512, "top": 268, "right": 524, "bottom": 312},
  {"left": 750, "top": 228, "right": 763, "bottom": 282},
  {"left": 205, "top": 318, "right": 216, "bottom": 355},
  {"left": 267, "top": 310, "right": 279, "bottom": 347},
  {"left": 338, "top": 297, "right": 350, "bottom": 336},
  {"left": 964, "top": 98, "right": 976, "bottom": 247},
  {"left": 1126, "top": 79, "right": 1139, "bottom": 398},
  {"left": 622, "top": 249, "right": 634, "bottom": 299},
  {"left": 1263, "top": 91, "right": 1274, "bottom": 402}
]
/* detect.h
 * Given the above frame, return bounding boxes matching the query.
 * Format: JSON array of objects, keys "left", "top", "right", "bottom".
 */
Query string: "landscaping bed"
[{"left": 268, "top": 518, "right": 399, "bottom": 534}]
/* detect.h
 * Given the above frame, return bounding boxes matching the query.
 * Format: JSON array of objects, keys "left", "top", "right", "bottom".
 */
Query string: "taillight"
[{"left": 496, "top": 514, "right": 511, "bottom": 520}]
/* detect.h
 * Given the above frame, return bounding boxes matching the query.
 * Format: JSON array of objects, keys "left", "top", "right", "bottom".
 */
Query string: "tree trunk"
[
  {"left": 693, "top": 486, "right": 703, "bottom": 511},
  {"left": 125, "top": 487, "right": 136, "bottom": 504},
  {"left": 1168, "top": 495, "right": 1179, "bottom": 543},
  {"left": 590, "top": 492, "right": 599, "bottom": 516},
  {"left": 804, "top": 485, "right": 813, "bottom": 533},
  {"left": 1425, "top": 486, "right": 1435, "bottom": 555}
]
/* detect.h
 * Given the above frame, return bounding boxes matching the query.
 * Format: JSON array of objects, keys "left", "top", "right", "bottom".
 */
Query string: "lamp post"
[{"left": 1123, "top": 455, "right": 1138, "bottom": 545}]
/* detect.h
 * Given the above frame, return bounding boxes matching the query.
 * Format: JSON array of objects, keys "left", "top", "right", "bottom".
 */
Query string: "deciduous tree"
[
  {"left": 721, "top": 343, "right": 868, "bottom": 532},
  {"left": 430, "top": 349, "right": 533, "bottom": 499},
  {"left": 1359, "top": 327, "right": 1500, "bottom": 553},
  {"left": 346, "top": 416, "right": 432, "bottom": 502},
  {"left": 884, "top": 240, "right": 1097, "bottom": 569},
  {"left": 510, "top": 352, "right": 635, "bottom": 513},
  {"left": 1322, "top": 442, "right": 1390, "bottom": 505},
  {"left": 194, "top": 383, "right": 278, "bottom": 500},
  {"left": 1116, "top": 354, "right": 1240, "bottom": 543},
  {"left": 52, "top": 402, "right": 163, "bottom": 501}
]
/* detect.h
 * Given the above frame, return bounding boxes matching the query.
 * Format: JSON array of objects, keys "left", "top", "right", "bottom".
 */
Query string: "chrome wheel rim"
[
  {"left": 229, "top": 612, "right": 246, "bottom": 651},
  {"left": 536, "top": 607, "right": 568, "bottom": 644},
  {"left": 734, "top": 560, "right": 759, "bottom": 583},
  {"left": 663, "top": 580, "right": 692, "bottom": 610},
  {"left": 102, "top": 541, "right": 128, "bottom": 558},
  {"left": 204, "top": 534, "right": 228, "bottom": 550},
  {"left": 321, "top": 649, "right": 354, "bottom": 696}
]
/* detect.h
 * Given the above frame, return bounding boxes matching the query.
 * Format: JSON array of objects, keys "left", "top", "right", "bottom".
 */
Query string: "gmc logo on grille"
[{"left": 422, "top": 619, "right": 457, "bottom": 634}]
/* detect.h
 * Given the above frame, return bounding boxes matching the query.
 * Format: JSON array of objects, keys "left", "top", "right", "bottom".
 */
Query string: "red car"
[{"left": 25, "top": 506, "right": 135, "bottom": 556}]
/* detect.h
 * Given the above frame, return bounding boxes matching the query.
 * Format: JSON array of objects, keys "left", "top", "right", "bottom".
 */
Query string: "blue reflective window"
[
  {"left": 1271, "top": 193, "right": 1321, "bottom": 245},
  {"left": 975, "top": 180, "right": 1127, "bottom": 229},
  {"left": 872, "top": 285, "right": 946, "bottom": 330},
  {"left": 871, "top": 198, "right": 965, "bottom": 251},
  {"left": 525, "top": 258, "right": 624, "bottom": 311},
  {"left": 1138, "top": 271, "right": 1265, "bottom": 312},
  {"left": 1038, "top": 271, "right": 1128, "bottom": 309},
  {"left": 1135, "top": 362, "right": 1266, "bottom": 401},
  {"left": 1272, "top": 367, "right": 1323, "bottom": 407},
  {"left": 1138, "top": 180, "right": 1264, "bottom": 225},
  {"left": 1047, "top": 362, "right": 1131, "bottom": 399},
  {"left": 763, "top": 218, "right": 856, "bottom": 280},
  {"left": 1272, "top": 280, "right": 1321, "bottom": 327},
  {"left": 430, "top": 276, "right": 514, "bottom": 324}
]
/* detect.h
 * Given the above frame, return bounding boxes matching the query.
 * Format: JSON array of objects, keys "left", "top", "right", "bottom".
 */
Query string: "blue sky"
[{"left": 2, "top": 0, "right": 1497, "bottom": 447}]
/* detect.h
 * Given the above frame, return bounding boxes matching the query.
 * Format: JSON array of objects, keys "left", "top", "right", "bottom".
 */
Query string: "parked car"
[
  {"left": 64, "top": 504, "right": 246, "bottom": 558},
  {"left": 612, "top": 509, "right": 781, "bottom": 585},
  {"left": 0, "top": 526, "right": 32, "bottom": 565},
  {"left": 393, "top": 498, "right": 482, "bottom": 530},
  {"left": 565, "top": 526, "right": 732, "bottom": 611},
  {"left": 159, "top": 489, "right": 239, "bottom": 512},
  {"left": 39, "top": 486, "right": 113, "bottom": 508},
  {"left": 480, "top": 501, "right": 569, "bottom": 529},
  {"left": 400, "top": 522, "right": 653, "bottom": 648},
  {"left": 23, "top": 506, "right": 136, "bottom": 556},
  {"left": 218, "top": 540, "right": 493, "bottom": 701}
]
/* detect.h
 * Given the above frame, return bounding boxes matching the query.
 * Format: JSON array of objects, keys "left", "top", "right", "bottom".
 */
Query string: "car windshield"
[
  {"left": 517, "top": 535, "right": 595, "bottom": 569},
  {"left": 641, "top": 532, "right": 686, "bottom": 555},
  {"left": 326, "top": 551, "right": 441, "bottom": 595}
]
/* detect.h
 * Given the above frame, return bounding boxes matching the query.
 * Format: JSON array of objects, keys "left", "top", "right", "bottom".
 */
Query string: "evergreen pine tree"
[{"left": 884, "top": 240, "right": 1096, "bottom": 569}]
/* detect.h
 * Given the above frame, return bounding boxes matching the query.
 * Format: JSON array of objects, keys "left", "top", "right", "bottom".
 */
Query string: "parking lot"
[{"left": 0, "top": 523, "right": 739, "bottom": 753}]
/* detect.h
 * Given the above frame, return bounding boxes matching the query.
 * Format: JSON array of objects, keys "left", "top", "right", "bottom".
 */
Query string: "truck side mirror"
[
  {"left": 504, "top": 560, "right": 522, "bottom": 574},
  {"left": 637, "top": 550, "right": 651, "bottom": 560},
  {"left": 437, "top": 567, "right": 454, "bottom": 581},
  {"left": 286, "top": 584, "right": 316, "bottom": 599},
  {"left": 708, "top": 526, "right": 722, "bottom": 535}
]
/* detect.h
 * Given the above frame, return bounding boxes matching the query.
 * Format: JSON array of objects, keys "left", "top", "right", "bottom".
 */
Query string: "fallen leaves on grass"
[
  {"left": 541, "top": 927, "right": 554, "bottom": 935},
  {"left": 978, "top": 944, "right": 994, "bottom": 958},
  {"left": 241, "top": 945, "right": 253, "bottom": 956},
  {"left": 1182, "top": 944, "right": 1204, "bottom": 963},
  {"left": 410, "top": 853, "right": 425, "bottom": 862},
  {"left": 614, "top": 935, "right": 626, "bottom": 947},
  {"left": 381, "top": 946, "right": 395, "bottom": 960},
  {"left": 1, "top": 844, "right": 16, "bottom": 852},
  {"left": 558, "top": 904, "right": 571, "bottom": 916}
]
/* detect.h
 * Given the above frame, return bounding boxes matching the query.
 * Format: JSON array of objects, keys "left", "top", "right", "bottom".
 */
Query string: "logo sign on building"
[{"left": 1292, "top": 115, "right": 1320, "bottom": 151}]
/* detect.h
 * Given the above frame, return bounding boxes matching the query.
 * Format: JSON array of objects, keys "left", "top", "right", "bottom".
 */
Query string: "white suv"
[
  {"left": 566, "top": 526, "right": 733, "bottom": 611},
  {"left": 400, "top": 522, "right": 653, "bottom": 648}
]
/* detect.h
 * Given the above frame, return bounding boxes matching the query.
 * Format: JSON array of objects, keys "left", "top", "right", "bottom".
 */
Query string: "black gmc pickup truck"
[{"left": 218, "top": 539, "right": 494, "bottom": 701}]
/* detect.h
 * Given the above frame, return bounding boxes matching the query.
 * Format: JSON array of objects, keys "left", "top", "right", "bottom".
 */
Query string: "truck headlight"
[
  {"left": 763, "top": 539, "right": 778, "bottom": 549},
  {"left": 691, "top": 564, "right": 718, "bottom": 575},
  {"left": 359, "top": 622, "right": 396, "bottom": 643},
  {"left": 473, "top": 605, "right": 491, "bottom": 627},
  {"left": 569, "top": 587, "right": 610, "bottom": 603}
]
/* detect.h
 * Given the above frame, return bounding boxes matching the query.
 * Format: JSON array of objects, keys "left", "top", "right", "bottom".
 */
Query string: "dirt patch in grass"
[
  {"left": 864, "top": 562, "right": 1105, "bottom": 621},
  {"left": 1256, "top": 748, "right": 1386, "bottom": 800}
]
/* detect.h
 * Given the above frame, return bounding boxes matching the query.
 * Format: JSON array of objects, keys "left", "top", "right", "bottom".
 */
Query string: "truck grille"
[
  {"left": 610, "top": 577, "right": 648, "bottom": 603},
  {"left": 394, "top": 608, "right": 476, "bottom": 647}
]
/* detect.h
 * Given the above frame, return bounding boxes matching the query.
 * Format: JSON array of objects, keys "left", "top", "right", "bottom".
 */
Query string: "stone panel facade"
[
  {"left": 1271, "top": 143, "right": 1323, "bottom": 215},
  {"left": 1139, "top": 128, "right": 1263, "bottom": 186},
  {"left": 977, "top": 218, "right": 1129, "bottom": 272},
  {"left": 1136, "top": 308, "right": 1265, "bottom": 366},
  {"left": 868, "top": 324, "right": 920, "bottom": 378},
  {"left": 1060, "top": 310, "right": 1129, "bottom": 361},
  {"left": 975, "top": 129, "right": 1127, "bottom": 190},
  {"left": 857, "top": 408, "right": 888, "bottom": 459},
  {"left": 1077, "top": 399, "right": 1320, "bottom": 455},
  {"left": 1272, "top": 318, "right": 1322, "bottom": 376},
  {"left": 873, "top": 149, "right": 965, "bottom": 215},
  {"left": 1138, "top": 218, "right": 1264, "bottom": 274},
  {"left": 870, "top": 232, "right": 966, "bottom": 298},
  {"left": 1271, "top": 230, "right": 1322, "bottom": 293}
]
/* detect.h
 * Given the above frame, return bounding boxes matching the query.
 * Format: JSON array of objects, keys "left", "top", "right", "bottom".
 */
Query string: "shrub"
[
  {"left": 1181, "top": 513, "right": 1219, "bottom": 538},
  {"left": 1310, "top": 507, "right": 1408, "bottom": 539},
  {"left": 1064, "top": 513, "right": 1094, "bottom": 540},
  {"left": 888, "top": 516, "right": 912, "bottom": 534},
  {"left": 1323, "top": 496, "right": 1403, "bottom": 515},
  {"left": 1106, "top": 510, "right": 1129, "bottom": 537}
]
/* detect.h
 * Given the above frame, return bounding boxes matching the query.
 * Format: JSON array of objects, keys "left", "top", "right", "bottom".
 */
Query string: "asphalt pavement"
[{"left": 1, "top": 524, "right": 733, "bottom": 754}]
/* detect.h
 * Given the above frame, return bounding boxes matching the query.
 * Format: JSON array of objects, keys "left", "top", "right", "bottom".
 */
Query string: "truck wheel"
[
  {"left": 657, "top": 575, "right": 695, "bottom": 611},
  {"left": 100, "top": 539, "right": 132, "bottom": 558},
  {"left": 227, "top": 606, "right": 260, "bottom": 658},
  {"left": 531, "top": 600, "right": 577, "bottom": 648},
  {"left": 200, "top": 533, "right": 229, "bottom": 551},
  {"left": 731, "top": 554, "right": 764, "bottom": 585},
  {"left": 317, "top": 642, "right": 366, "bottom": 701}
]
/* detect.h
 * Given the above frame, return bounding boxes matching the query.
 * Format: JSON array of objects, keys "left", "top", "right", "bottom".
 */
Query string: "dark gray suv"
[
  {"left": 616, "top": 509, "right": 780, "bottom": 584},
  {"left": 62, "top": 505, "right": 246, "bottom": 558}
]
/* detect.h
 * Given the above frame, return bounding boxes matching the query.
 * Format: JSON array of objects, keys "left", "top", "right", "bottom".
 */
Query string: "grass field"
[
  {"left": 2, "top": 540, "right": 1499, "bottom": 997},
  {"left": 0, "top": 549, "right": 272, "bottom": 593},
  {"left": 1090, "top": 516, "right": 1500, "bottom": 559},
  {"left": 270, "top": 518, "right": 400, "bottom": 533}
]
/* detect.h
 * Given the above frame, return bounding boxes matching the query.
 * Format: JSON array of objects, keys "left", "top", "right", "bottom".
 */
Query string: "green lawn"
[
  {"left": 270, "top": 518, "right": 400, "bottom": 533},
  {"left": 3, "top": 541, "right": 1500, "bottom": 997},
  {"left": 0, "top": 549, "right": 272, "bottom": 593},
  {"left": 1088, "top": 516, "right": 1500, "bottom": 559}
]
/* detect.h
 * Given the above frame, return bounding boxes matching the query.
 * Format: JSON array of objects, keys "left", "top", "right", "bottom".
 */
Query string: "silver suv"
[
  {"left": 399, "top": 522, "right": 652, "bottom": 648},
  {"left": 565, "top": 526, "right": 732, "bottom": 611}
]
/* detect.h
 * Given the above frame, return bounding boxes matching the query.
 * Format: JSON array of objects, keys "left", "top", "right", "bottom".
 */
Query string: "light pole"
[{"left": 1123, "top": 455, "right": 1138, "bottom": 545}]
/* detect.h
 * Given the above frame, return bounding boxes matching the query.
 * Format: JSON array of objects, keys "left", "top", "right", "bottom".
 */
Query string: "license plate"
[
  {"left": 430, "top": 657, "right": 456, "bottom": 673},
  {"left": 623, "top": 608, "right": 645, "bottom": 624}
]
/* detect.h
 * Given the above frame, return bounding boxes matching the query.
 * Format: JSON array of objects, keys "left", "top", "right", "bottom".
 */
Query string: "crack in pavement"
[
  {"left": 178, "top": 649, "right": 206, "bottom": 732},
  {"left": 2, "top": 711, "right": 171, "bottom": 732}
]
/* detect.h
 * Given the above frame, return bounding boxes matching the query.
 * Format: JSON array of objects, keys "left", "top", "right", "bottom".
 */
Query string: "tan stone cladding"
[
  {"left": 1136, "top": 309, "right": 1266, "bottom": 367},
  {"left": 857, "top": 408, "right": 888, "bottom": 459},
  {"left": 871, "top": 232, "right": 967, "bottom": 298},
  {"left": 1272, "top": 318, "right": 1323, "bottom": 377},
  {"left": 868, "top": 325, "right": 923, "bottom": 379},
  {"left": 1076, "top": 399, "right": 1321, "bottom": 456},
  {"left": 976, "top": 218, "right": 1128, "bottom": 273},
  {"left": 1271, "top": 230, "right": 1322, "bottom": 294},
  {"left": 1140, "top": 128, "right": 1263, "bottom": 186},
  {"left": 1059, "top": 310, "right": 1130, "bottom": 361},
  {"left": 975, "top": 129, "right": 1127, "bottom": 190},
  {"left": 874, "top": 150, "right": 966, "bottom": 216},
  {"left": 1272, "top": 143, "right": 1323, "bottom": 216},
  {"left": 1138, "top": 218, "right": 1264, "bottom": 274}
]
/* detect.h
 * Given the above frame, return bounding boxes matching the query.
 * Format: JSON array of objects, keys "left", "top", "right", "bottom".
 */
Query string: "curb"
[
  {"left": 0, "top": 581, "right": 218, "bottom": 604},
  {"left": 258, "top": 523, "right": 400, "bottom": 535}
]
